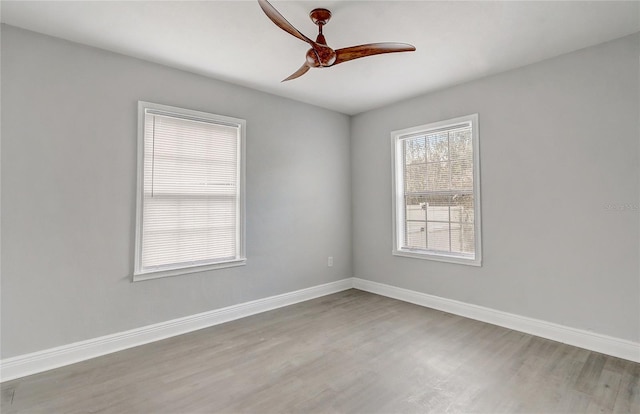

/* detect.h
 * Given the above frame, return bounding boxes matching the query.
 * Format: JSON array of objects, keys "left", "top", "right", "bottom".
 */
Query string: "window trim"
[
  {"left": 134, "top": 101, "right": 246, "bottom": 282},
  {"left": 391, "top": 114, "right": 482, "bottom": 266}
]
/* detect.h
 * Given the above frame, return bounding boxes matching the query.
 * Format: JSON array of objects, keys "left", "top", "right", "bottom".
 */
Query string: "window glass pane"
[
  {"left": 405, "top": 196, "right": 426, "bottom": 221},
  {"left": 406, "top": 221, "right": 426, "bottom": 249},
  {"left": 461, "top": 223, "right": 475, "bottom": 254},
  {"left": 450, "top": 194, "right": 474, "bottom": 223},
  {"left": 404, "top": 164, "right": 427, "bottom": 193},
  {"left": 426, "top": 132, "right": 449, "bottom": 162},
  {"left": 449, "top": 224, "right": 473, "bottom": 254},
  {"left": 451, "top": 159, "right": 473, "bottom": 190},
  {"left": 449, "top": 222, "right": 475, "bottom": 254},
  {"left": 450, "top": 127, "right": 472, "bottom": 160},
  {"left": 450, "top": 222, "right": 462, "bottom": 253},
  {"left": 427, "top": 161, "right": 451, "bottom": 191},
  {"left": 424, "top": 195, "right": 450, "bottom": 222},
  {"left": 427, "top": 222, "right": 450, "bottom": 251},
  {"left": 404, "top": 136, "right": 426, "bottom": 164}
]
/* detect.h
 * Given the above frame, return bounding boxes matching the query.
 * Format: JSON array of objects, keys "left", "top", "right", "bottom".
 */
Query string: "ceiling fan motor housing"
[{"left": 306, "top": 48, "right": 336, "bottom": 67}]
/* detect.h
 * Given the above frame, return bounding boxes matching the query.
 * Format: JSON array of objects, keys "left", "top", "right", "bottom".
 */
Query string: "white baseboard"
[
  {"left": 3, "top": 277, "right": 638, "bottom": 382},
  {"left": 353, "top": 278, "right": 640, "bottom": 363},
  {"left": 0, "top": 278, "right": 353, "bottom": 382}
]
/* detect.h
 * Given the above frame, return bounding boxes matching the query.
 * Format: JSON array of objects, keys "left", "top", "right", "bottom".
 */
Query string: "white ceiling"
[{"left": 2, "top": 1, "right": 639, "bottom": 115}]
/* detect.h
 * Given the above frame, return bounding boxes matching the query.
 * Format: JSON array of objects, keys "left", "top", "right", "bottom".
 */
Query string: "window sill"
[
  {"left": 133, "top": 259, "right": 247, "bottom": 282},
  {"left": 392, "top": 249, "right": 481, "bottom": 267}
]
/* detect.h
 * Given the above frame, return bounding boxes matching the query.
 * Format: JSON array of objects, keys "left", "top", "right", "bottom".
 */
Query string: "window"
[
  {"left": 391, "top": 114, "right": 481, "bottom": 266},
  {"left": 134, "top": 102, "right": 246, "bottom": 281}
]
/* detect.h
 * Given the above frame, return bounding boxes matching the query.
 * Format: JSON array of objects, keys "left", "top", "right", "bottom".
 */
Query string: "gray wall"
[
  {"left": 2, "top": 24, "right": 638, "bottom": 360},
  {"left": 1, "top": 25, "right": 352, "bottom": 358},
  {"left": 351, "top": 33, "right": 640, "bottom": 343}
]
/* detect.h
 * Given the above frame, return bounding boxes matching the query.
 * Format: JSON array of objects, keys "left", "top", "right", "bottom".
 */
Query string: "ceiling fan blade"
[
  {"left": 282, "top": 63, "right": 310, "bottom": 82},
  {"left": 334, "top": 43, "right": 416, "bottom": 65},
  {"left": 258, "top": 0, "right": 316, "bottom": 46}
]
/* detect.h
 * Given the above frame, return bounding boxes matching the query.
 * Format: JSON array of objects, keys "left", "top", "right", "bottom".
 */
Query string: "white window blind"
[
  {"left": 392, "top": 114, "right": 481, "bottom": 266},
  {"left": 135, "top": 102, "right": 246, "bottom": 280}
]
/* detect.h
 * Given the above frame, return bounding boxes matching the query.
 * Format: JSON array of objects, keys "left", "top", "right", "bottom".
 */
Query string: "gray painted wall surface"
[
  {"left": 1, "top": 26, "right": 352, "bottom": 358},
  {"left": 2, "top": 24, "right": 638, "bottom": 359},
  {"left": 351, "top": 34, "right": 640, "bottom": 342}
]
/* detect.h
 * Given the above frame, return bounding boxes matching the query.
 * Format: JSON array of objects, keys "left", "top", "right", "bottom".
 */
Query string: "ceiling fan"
[{"left": 258, "top": 0, "right": 416, "bottom": 81}]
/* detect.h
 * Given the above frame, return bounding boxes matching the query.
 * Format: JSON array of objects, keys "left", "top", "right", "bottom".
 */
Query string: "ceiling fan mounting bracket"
[{"left": 309, "top": 8, "right": 332, "bottom": 26}]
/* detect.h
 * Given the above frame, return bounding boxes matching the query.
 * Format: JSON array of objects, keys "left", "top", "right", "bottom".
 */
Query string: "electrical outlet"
[{"left": 328, "top": 256, "right": 333, "bottom": 267}]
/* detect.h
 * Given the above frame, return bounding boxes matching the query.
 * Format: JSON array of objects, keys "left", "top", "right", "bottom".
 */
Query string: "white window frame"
[
  {"left": 134, "top": 101, "right": 246, "bottom": 281},
  {"left": 391, "top": 114, "right": 482, "bottom": 266}
]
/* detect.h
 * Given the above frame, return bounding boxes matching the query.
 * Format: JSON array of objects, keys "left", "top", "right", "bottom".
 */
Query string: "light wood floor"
[{"left": 2, "top": 289, "right": 639, "bottom": 413}]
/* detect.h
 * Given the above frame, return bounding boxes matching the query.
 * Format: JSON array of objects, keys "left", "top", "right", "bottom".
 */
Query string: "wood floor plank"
[
  {"left": 613, "top": 361, "right": 640, "bottom": 413},
  {"left": 575, "top": 352, "right": 608, "bottom": 394},
  {"left": 2, "top": 289, "right": 639, "bottom": 413}
]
